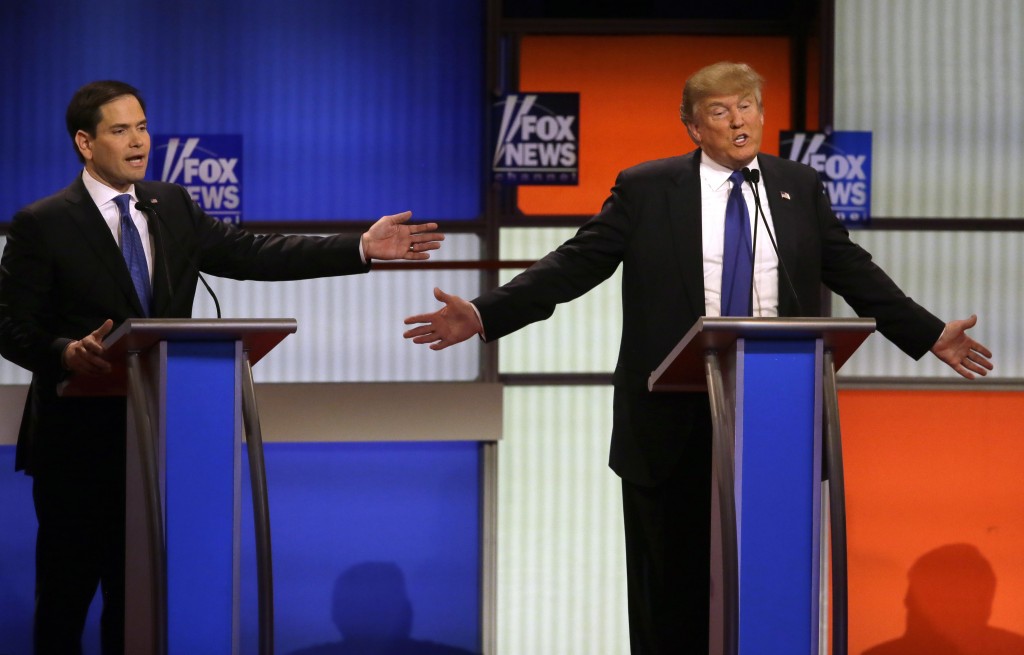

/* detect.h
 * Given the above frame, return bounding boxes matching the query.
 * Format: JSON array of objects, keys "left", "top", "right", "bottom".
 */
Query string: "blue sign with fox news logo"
[
  {"left": 493, "top": 93, "right": 579, "bottom": 185},
  {"left": 150, "top": 135, "right": 242, "bottom": 224},
  {"left": 780, "top": 131, "right": 871, "bottom": 226}
]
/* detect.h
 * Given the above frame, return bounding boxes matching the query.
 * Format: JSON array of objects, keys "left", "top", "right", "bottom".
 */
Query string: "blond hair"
[{"left": 680, "top": 62, "right": 764, "bottom": 125}]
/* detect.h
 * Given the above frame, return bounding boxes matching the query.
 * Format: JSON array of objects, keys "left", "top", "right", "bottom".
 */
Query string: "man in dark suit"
[
  {"left": 0, "top": 80, "right": 443, "bottom": 655},
  {"left": 403, "top": 62, "right": 993, "bottom": 653}
]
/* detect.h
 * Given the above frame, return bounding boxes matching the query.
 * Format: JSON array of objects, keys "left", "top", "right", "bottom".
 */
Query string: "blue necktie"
[
  {"left": 721, "top": 170, "right": 753, "bottom": 316},
  {"left": 113, "top": 194, "right": 152, "bottom": 316}
]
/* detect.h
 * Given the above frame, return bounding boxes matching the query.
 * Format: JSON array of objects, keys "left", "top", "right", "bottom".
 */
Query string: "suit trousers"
[
  {"left": 32, "top": 458, "right": 126, "bottom": 655},
  {"left": 621, "top": 421, "right": 713, "bottom": 654}
]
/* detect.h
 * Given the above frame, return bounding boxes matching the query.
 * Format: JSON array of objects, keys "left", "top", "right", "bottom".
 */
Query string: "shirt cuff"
[{"left": 469, "top": 302, "right": 487, "bottom": 341}]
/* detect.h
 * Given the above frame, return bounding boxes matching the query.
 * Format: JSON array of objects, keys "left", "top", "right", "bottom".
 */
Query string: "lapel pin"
[{"left": 780, "top": 191, "right": 791, "bottom": 200}]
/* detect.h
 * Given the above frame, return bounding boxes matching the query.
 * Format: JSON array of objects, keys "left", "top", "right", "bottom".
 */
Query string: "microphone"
[
  {"left": 136, "top": 199, "right": 223, "bottom": 319},
  {"left": 741, "top": 168, "right": 760, "bottom": 316},
  {"left": 740, "top": 167, "right": 804, "bottom": 316}
]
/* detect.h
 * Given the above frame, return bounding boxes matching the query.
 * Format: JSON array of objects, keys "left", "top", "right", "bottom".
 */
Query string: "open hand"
[
  {"left": 930, "top": 314, "right": 993, "bottom": 379},
  {"left": 403, "top": 287, "right": 483, "bottom": 350},
  {"left": 361, "top": 211, "right": 444, "bottom": 261}
]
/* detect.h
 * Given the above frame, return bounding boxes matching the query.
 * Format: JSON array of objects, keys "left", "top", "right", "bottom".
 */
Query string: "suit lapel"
[
  {"left": 665, "top": 151, "right": 706, "bottom": 319},
  {"left": 134, "top": 182, "right": 170, "bottom": 316},
  {"left": 64, "top": 176, "right": 146, "bottom": 316},
  {"left": 758, "top": 155, "right": 801, "bottom": 316}
]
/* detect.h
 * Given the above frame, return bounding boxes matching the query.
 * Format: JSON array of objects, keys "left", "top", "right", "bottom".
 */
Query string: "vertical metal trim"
[
  {"left": 480, "top": 441, "right": 500, "bottom": 654},
  {"left": 810, "top": 338, "right": 825, "bottom": 651},
  {"left": 705, "top": 351, "right": 738, "bottom": 655},
  {"left": 240, "top": 359, "right": 275, "bottom": 655},
  {"left": 822, "top": 351, "right": 848, "bottom": 655},
  {"left": 127, "top": 353, "right": 167, "bottom": 655},
  {"left": 819, "top": 482, "right": 832, "bottom": 655},
  {"left": 820, "top": 0, "right": 836, "bottom": 131}
]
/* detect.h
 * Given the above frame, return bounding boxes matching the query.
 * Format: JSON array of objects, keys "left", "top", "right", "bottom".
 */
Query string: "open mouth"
[
  {"left": 733, "top": 134, "right": 749, "bottom": 147},
  {"left": 126, "top": 155, "right": 146, "bottom": 166}
]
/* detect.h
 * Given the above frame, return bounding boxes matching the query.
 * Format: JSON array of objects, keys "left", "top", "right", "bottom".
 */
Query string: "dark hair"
[{"left": 65, "top": 80, "right": 146, "bottom": 163}]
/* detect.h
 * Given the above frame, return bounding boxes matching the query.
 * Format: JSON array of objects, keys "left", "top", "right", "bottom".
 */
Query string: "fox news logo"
[
  {"left": 151, "top": 135, "right": 242, "bottom": 224},
  {"left": 492, "top": 93, "right": 579, "bottom": 185},
  {"left": 781, "top": 131, "right": 872, "bottom": 226}
]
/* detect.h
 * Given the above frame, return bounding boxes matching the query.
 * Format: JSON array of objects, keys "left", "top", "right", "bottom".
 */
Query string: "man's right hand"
[
  {"left": 62, "top": 319, "right": 114, "bottom": 375},
  {"left": 403, "top": 288, "right": 483, "bottom": 350}
]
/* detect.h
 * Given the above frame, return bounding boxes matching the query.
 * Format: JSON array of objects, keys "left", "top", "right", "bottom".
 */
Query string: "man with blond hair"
[{"left": 404, "top": 62, "right": 991, "bottom": 653}]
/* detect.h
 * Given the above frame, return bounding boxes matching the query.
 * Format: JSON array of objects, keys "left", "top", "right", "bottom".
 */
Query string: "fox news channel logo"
[
  {"left": 150, "top": 135, "right": 242, "bottom": 224},
  {"left": 492, "top": 93, "right": 579, "bottom": 185},
  {"left": 780, "top": 131, "right": 872, "bottom": 226}
]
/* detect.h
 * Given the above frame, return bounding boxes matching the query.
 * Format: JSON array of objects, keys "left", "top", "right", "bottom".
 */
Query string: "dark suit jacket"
[
  {"left": 0, "top": 175, "right": 370, "bottom": 475},
  {"left": 474, "top": 150, "right": 944, "bottom": 486}
]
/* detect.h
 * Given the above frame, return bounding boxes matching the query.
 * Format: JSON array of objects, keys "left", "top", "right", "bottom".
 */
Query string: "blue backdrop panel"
[
  {"left": 241, "top": 441, "right": 482, "bottom": 655},
  {"left": 0, "top": 440, "right": 482, "bottom": 655},
  {"left": 0, "top": 447, "right": 39, "bottom": 655},
  {"left": 0, "top": 0, "right": 483, "bottom": 223},
  {"left": 737, "top": 339, "right": 820, "bottom": 653}
]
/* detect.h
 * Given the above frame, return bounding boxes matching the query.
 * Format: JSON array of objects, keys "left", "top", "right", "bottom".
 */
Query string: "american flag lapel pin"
[{"left": 780, "top": 191, "right": 791, "bottom": 200}]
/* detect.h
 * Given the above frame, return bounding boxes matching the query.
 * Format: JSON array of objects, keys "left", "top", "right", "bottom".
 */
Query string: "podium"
[
  {"left": 60, "top": 318, "right": 296, "bottom": 655},
  {"left": 648, "top": 317, "right": 875, "bottom": 655}
]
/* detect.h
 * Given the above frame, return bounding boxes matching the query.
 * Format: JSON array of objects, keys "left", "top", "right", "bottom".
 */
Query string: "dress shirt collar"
[
  {"left": 699, "top": 153, "right": 761, "bottom": 193},
  {"left": 81, "top": 168, "right": 139, "bottom": 212}
]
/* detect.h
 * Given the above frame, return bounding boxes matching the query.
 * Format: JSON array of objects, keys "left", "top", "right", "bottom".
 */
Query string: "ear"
[
  {"left": 684, "top": 121, "right": 702, "bottom": 146},
  {"left": 75, "top": 130, "right": 93, "bottom": 161}
]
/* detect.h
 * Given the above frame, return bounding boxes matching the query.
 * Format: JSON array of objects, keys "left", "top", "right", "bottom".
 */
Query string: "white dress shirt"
[
  {"left": 81, "top": 168, "right": 155, "bottom": 284},
  {"left": 699, "top": 155, "right": 779, "bottom": 317}
]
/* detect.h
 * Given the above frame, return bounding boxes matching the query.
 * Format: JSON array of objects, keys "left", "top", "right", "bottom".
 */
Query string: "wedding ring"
[{"left": 408, "top": 244, "right": 415, "bottom": 252}]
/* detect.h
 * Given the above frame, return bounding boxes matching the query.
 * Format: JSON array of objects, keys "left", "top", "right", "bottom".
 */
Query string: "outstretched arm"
[
  {"left": 929, "top": 314, "right": 993, "bottom": 379},
  {"left": 361, "top": 211, "right": 444, "bottom": 261},
  {"left": 403, "top": 287, "right": 483, "bottom": 350}
]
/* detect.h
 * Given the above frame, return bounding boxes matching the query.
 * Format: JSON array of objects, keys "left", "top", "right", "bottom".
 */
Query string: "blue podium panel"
[
  {"left": 164, "top": 341, "right": 240, "bottom": 654},
  {"left": 736, "top": 339, "right": 822, "bottom": 654}
]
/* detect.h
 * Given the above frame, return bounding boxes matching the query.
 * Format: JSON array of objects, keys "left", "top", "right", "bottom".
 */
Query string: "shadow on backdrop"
[
  {"left": 862, "top": 543, "right": 1024, "bottom": 655},
  {"left": 288, "top": 561, "right": 478, "bottom": 655}
]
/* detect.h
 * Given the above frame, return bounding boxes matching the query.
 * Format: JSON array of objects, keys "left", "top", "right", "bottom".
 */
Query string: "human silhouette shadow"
[
  {"left": 288, "top": 561, "right": 479, "bottom": 655},
  {"left": 862, "top": 543, "right": 1024, "bottom": 655}
]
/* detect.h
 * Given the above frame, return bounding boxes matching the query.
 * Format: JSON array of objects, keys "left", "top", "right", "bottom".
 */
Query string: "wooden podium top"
[
  {"left": 648, "top": 317, "right": 876, "bottom": 392},
  {"left": 59, "top": 318, "right": 297, "bottom": 397}
]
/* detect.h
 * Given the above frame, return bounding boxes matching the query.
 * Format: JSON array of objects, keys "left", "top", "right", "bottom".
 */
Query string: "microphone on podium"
[
  {"left": 741, "top": 167, "right": 803, "bottom": 316},
  {"left": 136, "top": 199, "right": 223, "bottom": 319}
]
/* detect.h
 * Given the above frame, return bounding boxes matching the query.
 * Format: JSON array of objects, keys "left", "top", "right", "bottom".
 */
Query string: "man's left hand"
[
  {"left": 930, "top": 314, "right": 993, "bottom": 379},
  {"left": 361, "top": 211, "right": 444, "bottom": 261}
]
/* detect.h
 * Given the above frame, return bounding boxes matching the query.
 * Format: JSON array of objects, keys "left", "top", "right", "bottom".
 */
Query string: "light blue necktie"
[
  {"left": 721, "top": 170, "right": 753, "bottom": 316},
  {"left": 113, "top": 194, "right": 152, "bottom": 316}
]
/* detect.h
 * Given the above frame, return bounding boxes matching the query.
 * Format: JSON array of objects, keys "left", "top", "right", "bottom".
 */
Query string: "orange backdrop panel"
[
  {"left": 839, "top": 388, "right": 1024, "bottom": 654},
  {"left": 517, "top": 35, "right": 793, "bottom": 215}
]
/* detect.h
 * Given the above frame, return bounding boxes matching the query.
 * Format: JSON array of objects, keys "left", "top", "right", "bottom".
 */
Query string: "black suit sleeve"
[
  {"left": 155, "top": 184, "right": 369, "bottom": 282},
  {"left": 0, "top": 206, "right": 74, "bottom": 377},
  {"left": 762, "top": 155, "right": 944, "bottom": 359},
  {"left": 474, "top": 172, "right": 633, "bottom": 340},
  {"left": 811, "top": 177, "right": 944, "bottom": 359}
]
